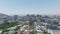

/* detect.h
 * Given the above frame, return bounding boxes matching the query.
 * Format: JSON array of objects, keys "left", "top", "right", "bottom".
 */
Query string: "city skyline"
[{"left": 0, "top": 0, "right": 60, "bottom": 15}]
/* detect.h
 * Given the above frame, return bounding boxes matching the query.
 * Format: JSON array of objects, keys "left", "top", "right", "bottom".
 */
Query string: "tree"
[
  {"left": 44, "top": 30, "right": 48, "bottom": 34},
  {"left": 30, "top": 29, "right": 36, "bottom": 34},
  {"left": 16, "top": 26, "right": 20, "bottom": 30}
]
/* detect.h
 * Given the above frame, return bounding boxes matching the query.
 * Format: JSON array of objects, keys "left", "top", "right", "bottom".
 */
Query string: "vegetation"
[
  {"left": 1, "top": 29, "right": 9, "bottom": 34},
  {"left": 44, "top": 30, "right": 48, "bottom": 34},
  {"left": 0, "top": 22, "right": 19, "bottom": 34},
  {"left": 0, "top": 22, "right": 19, "bottom": 30},
  {"left": 16, "top": 26, "right": 20, "bottom": 30},
  {"left": 30, "top": 29, "right": 36, "bottom": 34}
]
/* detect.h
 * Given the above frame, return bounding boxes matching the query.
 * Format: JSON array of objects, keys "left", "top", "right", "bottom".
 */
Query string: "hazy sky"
[{"left": 0, "top": 0, "right": 60, "bottom": 15}]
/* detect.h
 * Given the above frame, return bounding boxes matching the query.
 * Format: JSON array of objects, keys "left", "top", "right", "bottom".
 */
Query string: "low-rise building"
[{"left": 53, "top": 30, "right": 60, "bottom": 34}]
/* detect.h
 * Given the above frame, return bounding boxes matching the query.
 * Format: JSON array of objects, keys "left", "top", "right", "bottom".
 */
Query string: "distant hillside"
[
  {"left": 0, "top": 13, "right": 9, "bottom": 18},
  {"left": 0, "top": 13, "right": 12, "bottom": 21}
]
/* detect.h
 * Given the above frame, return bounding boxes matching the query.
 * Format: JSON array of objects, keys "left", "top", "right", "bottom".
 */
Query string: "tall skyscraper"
[{"left": 13, "top": 15, "right": 19, "bottom": 21}]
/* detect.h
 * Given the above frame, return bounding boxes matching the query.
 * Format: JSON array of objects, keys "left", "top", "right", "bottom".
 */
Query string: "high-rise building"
[
  {"left": 3, "top": 18, "right": 8, "bottom": 23},
  {"left": 13, "top": 15, "right": 19, "bottom": 21}
]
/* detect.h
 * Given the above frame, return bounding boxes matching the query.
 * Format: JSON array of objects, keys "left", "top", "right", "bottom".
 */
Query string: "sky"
[{"left": 0, "top": 0, "right": 60, "bottom": 15}]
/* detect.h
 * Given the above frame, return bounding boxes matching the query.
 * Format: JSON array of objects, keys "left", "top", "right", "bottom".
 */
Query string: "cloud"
[{"left": 0, "top": 9, "right": 60, "bottom": 15}]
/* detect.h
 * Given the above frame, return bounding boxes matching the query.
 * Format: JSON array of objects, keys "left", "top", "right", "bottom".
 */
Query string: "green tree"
[
  {"left": 16, "top": 26, "right": 20, "bottom": 30},
  {"left": 30, "top": 29, "right": 36, "bottom": 34},
  {"left": 44, "top": 30, "right": 48, "bottom": 34}
]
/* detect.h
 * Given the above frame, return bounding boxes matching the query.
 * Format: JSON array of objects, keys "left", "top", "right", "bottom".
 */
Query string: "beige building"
[{"left": 53, "top": 30, "right": 60, "bottom": 34}]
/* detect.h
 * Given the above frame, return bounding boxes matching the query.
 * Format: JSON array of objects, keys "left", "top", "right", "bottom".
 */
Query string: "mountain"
[{"left": 0, "top": 13, "right": 10, "bottom": 19}]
